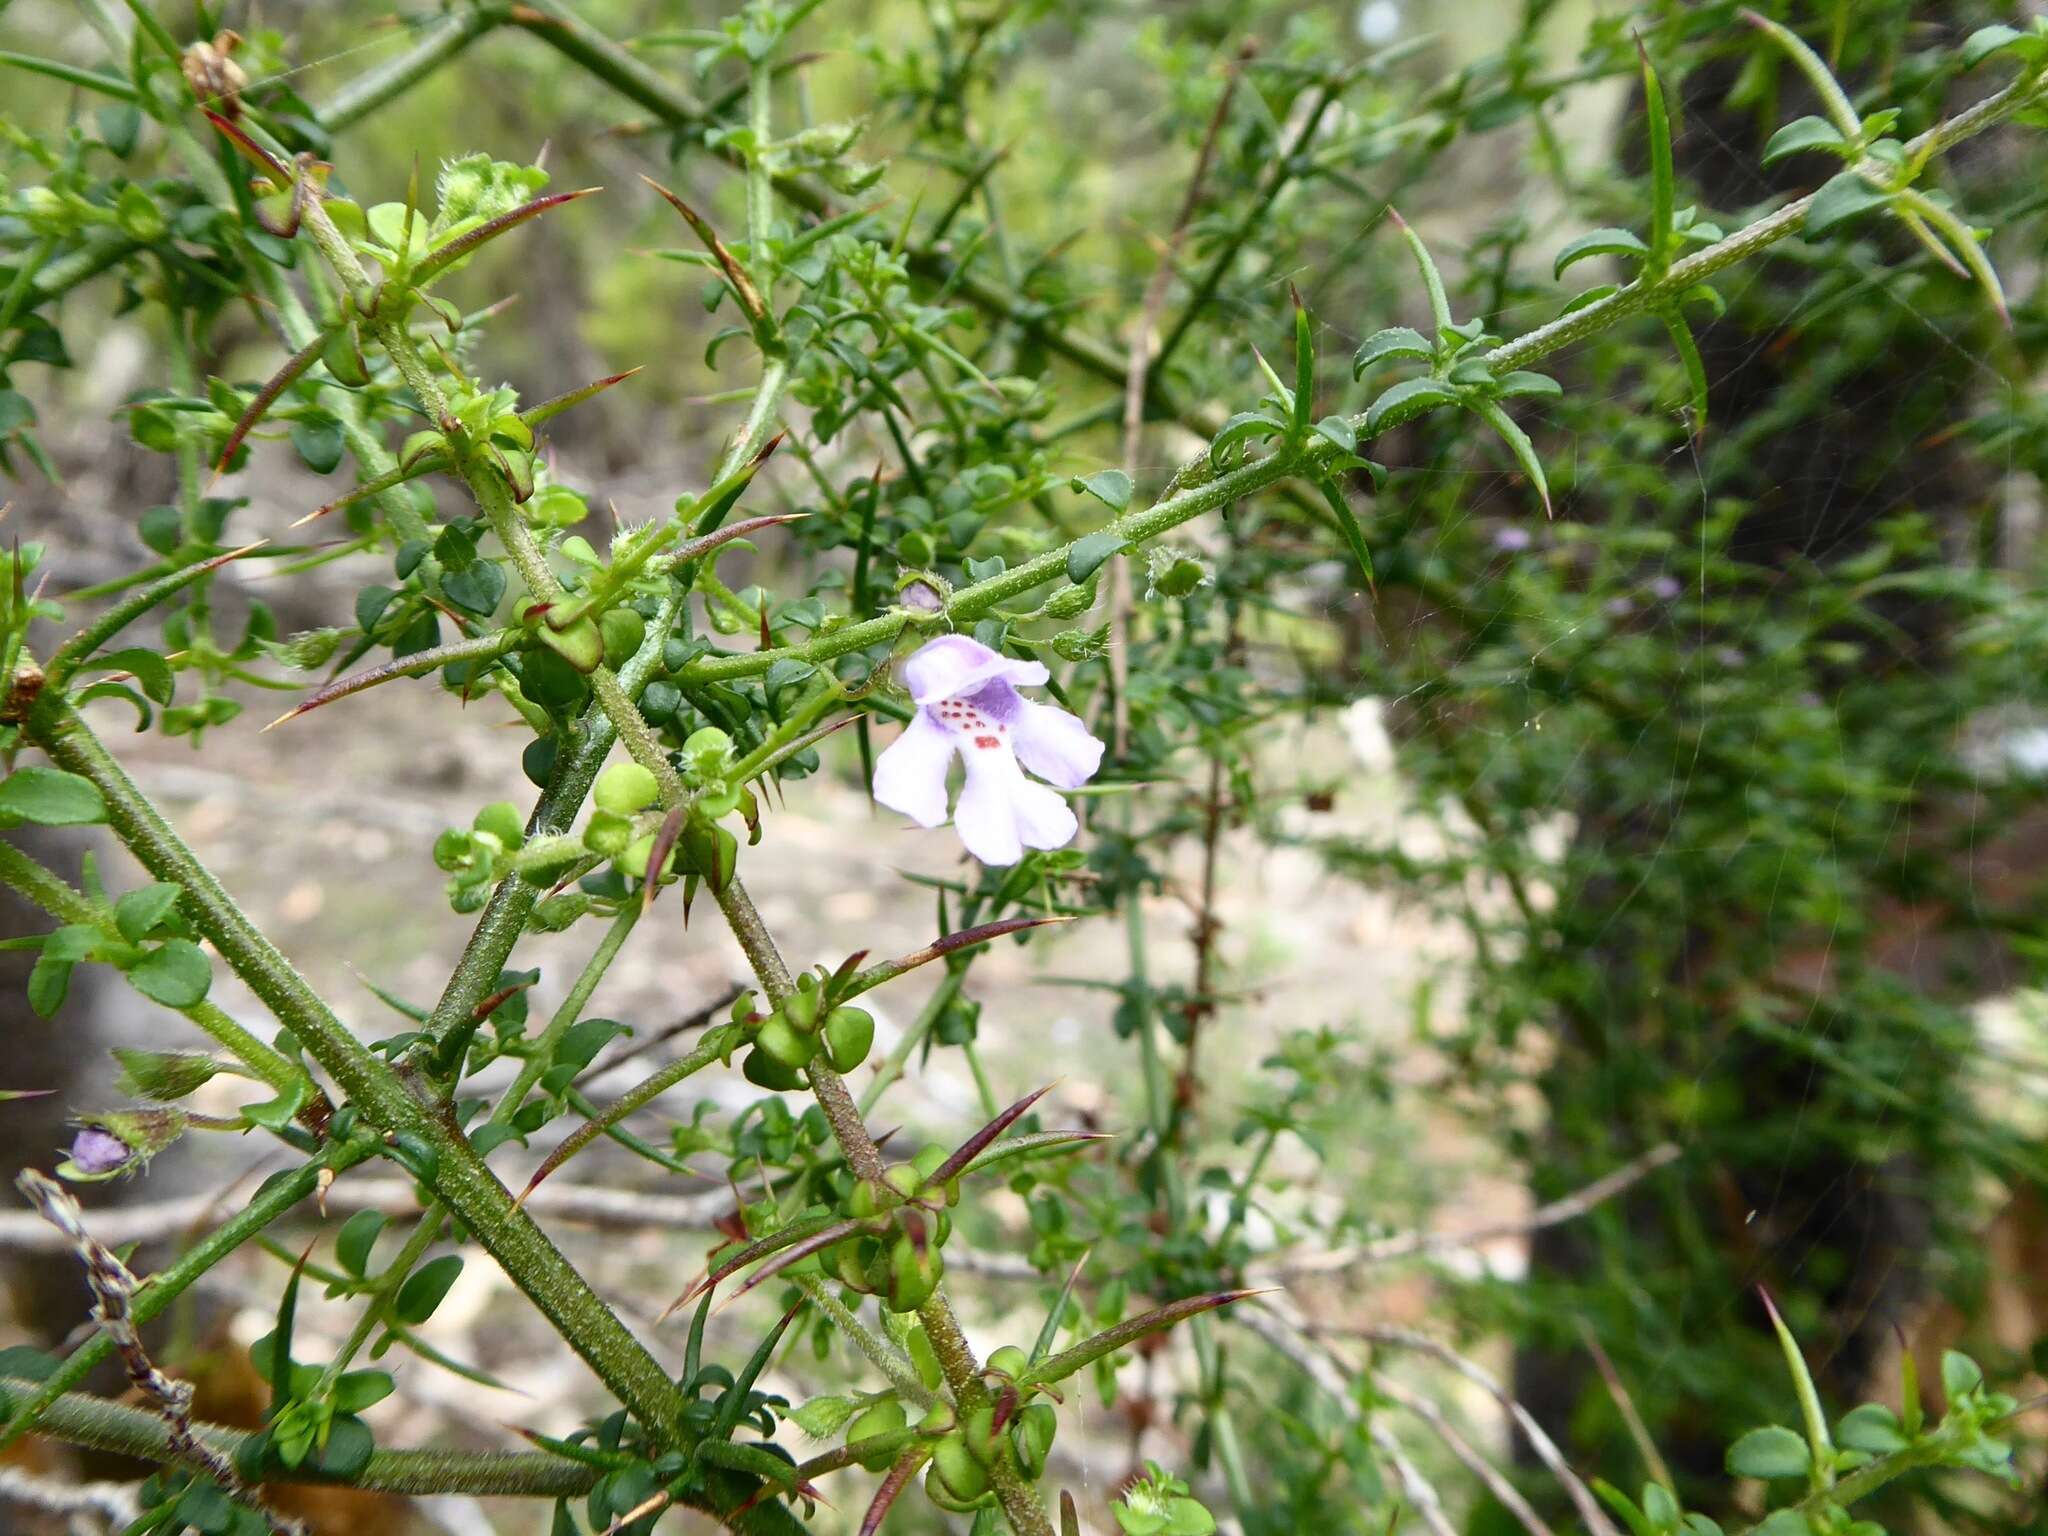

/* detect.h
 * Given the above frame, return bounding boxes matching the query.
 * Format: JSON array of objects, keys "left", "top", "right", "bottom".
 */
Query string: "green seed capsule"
[
  {"left": 883, "top": 1164, "right": 922, "bottom": 1201},
  {"left": 617, "top": 832, "right": 675, "bottom": 881},
  {"left": 884, "top": 1230, "right": 943, "bottom": 1312},
  {"left": 959, "top": 1403, "right": 1000, "bottom": 1463},
  {"left": 599, "top": 608, "right": 645, "bottom": 669},
  {"left": 782, "top": 985, "right": 822, "bottom": 1033},
  {"left": 582, "top": 809, "right": 634, "bottom": 856},
  {"left": 695, "top": 783, "right": 741, "bottom": 820},
  {"left": 742, "top": 1045, "right": 804, "bottom": 1092},
  {"left": 986, "top": 1345, "right": 1029, "bottom": 1379},
  {"left": 846, "top": 1400, "right": 907, "bottom": 1471},
  {"left": 322, "top": 322, "right": 370, "bottom": 387},
  {"left": 925, "top": 1438, "right": 990, "bottom": 1509},
  {"left": 593, "top": 761, "right": 659, "bottom": 816},
  {"left": 1013, "top": 1402, "right": 1057, "bottom": 1476},
  {"left": 830, "top": 1239, "right": 872, "bottom": 1292},
  {"left": 823, "top": 1006, "right": 874, "bottom": 1071},
  {"left": 756, "top": 1014, "right": 818, "bottom": 1070},
  {"left": 472, "top": 801, "right": 526, "bottom": 848},
  {"left": 535, "top": 614, "right": 604, "bottom": 673}
]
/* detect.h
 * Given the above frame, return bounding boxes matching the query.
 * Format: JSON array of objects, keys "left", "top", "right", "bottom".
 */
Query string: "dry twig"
[{"left": 15, "top": 1170, "right": 298, "bottom": 1534}]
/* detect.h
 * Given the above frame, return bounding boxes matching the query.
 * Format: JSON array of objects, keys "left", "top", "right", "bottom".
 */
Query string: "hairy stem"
[
  {"left": 319, "top": 6, "right": 509, "bottom": 132},
  {"left": 0, "top": 1377, "right": 600, "bottom": 1497}
]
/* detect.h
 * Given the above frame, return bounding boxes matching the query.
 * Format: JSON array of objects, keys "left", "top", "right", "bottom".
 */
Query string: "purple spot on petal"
[{"left": 966, "top": 680, "right": 1024, "bottom": 724}]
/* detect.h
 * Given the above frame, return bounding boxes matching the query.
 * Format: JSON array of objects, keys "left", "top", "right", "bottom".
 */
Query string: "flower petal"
[
  {"left": 1012, "top": 776, "right": 1079, "bottom": 851},
  {"left": 872, "top": 709, "right": 956, "bottom": 828},
  {"left": 904, "top": 635, "right": 1048, "bottom": 705},
  {"left": 1011, "top": 700, "right": 1105, "bottom": 790},
  {"left": 953, "top": 739, "right": 1078, "bottom": 866}
]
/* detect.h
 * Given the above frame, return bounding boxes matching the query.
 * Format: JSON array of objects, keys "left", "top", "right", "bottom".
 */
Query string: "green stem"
[
  {"left": 1154, "top": 79, "right": 1343, "bottom": 371},
  {"left": 319, "top": 7, "right": 509, "bottom": 132},
  {"left": 709, "top": 875, "right": 1054, "bottom": 1536},
  {"left": 1732, "top": 1429, "right": 1964, "bottom": 1536},
  {"left": 747, "top": 55, "right": 775, "bottom": 313},
  {"left": 311, "top": 1207, "right": 447, "bottom": 1398},
  {"left": 492, "top": 903, "right": 641, "bottom": 1124},
  {"left": 1123, "top": 847, "right": 1168, "bottom": 1140},
  {"left": 791, "top": 1275, "right": 938, "bottom": 1408},
  {"left": 0, "top": 1377, "right": 601, "bottom": 1497},
  {"left": 961, "top": 1038, "right": 1000, "bottom": 1121},
  {"left": 1483, "top": 67, "right": 2042, "bottom": 376}
]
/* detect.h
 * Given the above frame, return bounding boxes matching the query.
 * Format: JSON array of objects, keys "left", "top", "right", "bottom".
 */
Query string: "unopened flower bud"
[
  {"left": 1040, "top": 581, "right": 1097, "bottom": 620},
  {"left": 65, "top": 1127, "right": 131, "bottom": 1177},
  {"left": 60, "top": 1109, "right": 187, "bottom": 1183},
  {"left": 112, "top": 1048, "right": 219, "bottom": 1102},
  {"left": 471, "top": 801, "right": 525, "bottom": 852},
  {"left": 599, "top": 609, "right": 645, "bottom": 669},
  {"left": 1145, "top": 546, "right": 1213, "bottom": 600},
  {"left": 897, "top": 574, "right": 946, "bottom": 614},
  {"left": 1051, "top": 626, "right": 1110, "bottom": 663}
]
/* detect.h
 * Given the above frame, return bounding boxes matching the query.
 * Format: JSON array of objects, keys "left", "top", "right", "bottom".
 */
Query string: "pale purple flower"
[
  {"left": 1493, "top": 526, "right": 1533, "bottom": 552},
  {"left": 67, "top": 1127, "right": 130, "bottom": 1176},
  {"left": 873, "top": 636, "right": 1104, "bottom": 866},
  {"left": 1649, "top": 575, "right": 1682, "bottom": 601}
]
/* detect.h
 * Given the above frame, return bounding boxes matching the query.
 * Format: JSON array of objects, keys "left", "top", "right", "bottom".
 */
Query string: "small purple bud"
[
  {"left": 1649, "top": 575, "right": 1682, "bottom": 601},
  {"left": 1493, "top": 526, "right": 1533, "bottom": 552},
  {"left": 899, "top": 578, "right": 944, "bottom": 613},
  {"left": 1605, "top": 596, "right": 1634, "bottom": 618},
  {"left": 67, "top": 1127, "right": 131, "bottom": 1176}
]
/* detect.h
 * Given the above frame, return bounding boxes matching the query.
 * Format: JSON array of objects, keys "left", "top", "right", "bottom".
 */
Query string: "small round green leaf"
[
  {"left": 1070, "top": 469, "right": 1132, "bottom": 512},
  {"left": 0, "top": 767, "right": 106, "bottom": 827},
  {"left": 1834, "top": 1403, "right": 1907, "bottom": 1455},
  {"left": 1725, "top": 1425, "right": 1812, "bottom": 1481},
  {"left": 127, "top": 939, "right": 212, "bottom": 1008},
  {"left": 1066, "top": 530, "right": 1127, "bottom": 585},
  {"left": 335, "top": 1210, "right": 387, "bottom": 1277},
  {"left": 330, "top": 1369, "right": 395, "bottom": 1414},
  {"left": 1364, "top": 377, "right": 1462, "bottom": 437},
  {"left": 1352, "top": 327, "right": 1432, "bottom": 379},
  {"left": 114, "top": 883, "right": 184, "bottom": 943},
  {"left": 1553, "top": 227, "right": 1650, "bottom": 280},
  {"left": 394, "top": 1254, "right": 465, "bottom": 1325},
  {"left": 1762, "top": 116, "right": 1851, "bottom": 166},
  {"left": 1805, "top": 170, "right": 1894, "bottom": 237}
]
